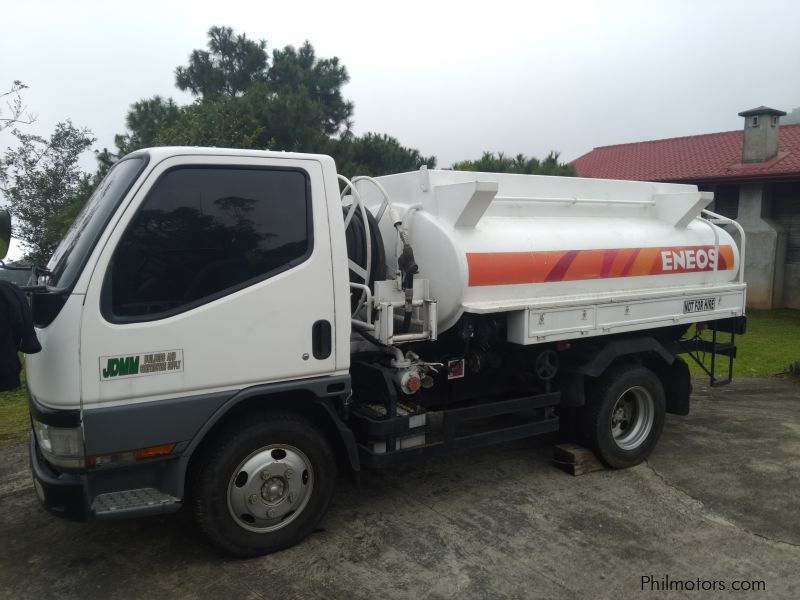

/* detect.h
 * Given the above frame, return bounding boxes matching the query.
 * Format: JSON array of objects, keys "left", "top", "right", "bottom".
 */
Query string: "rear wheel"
[
  {"left": 581, "top": 364, "right": 665, "bottom": 468},
  {"left": 192, "top": 411, "right": 336, "bottom": 557}
]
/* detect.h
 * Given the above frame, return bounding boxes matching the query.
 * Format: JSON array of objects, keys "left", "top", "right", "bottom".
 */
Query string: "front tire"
[
  {"left": 192, "top": 411, "right": 337, "bottom": 557},
  {"left": 581, "top": 364, "right": 666, "bottom": 469}
]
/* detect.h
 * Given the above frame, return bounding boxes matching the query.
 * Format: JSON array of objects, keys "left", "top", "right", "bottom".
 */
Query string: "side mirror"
[{"left": 0, "top": 209, "right": 10, "bottom": 260}]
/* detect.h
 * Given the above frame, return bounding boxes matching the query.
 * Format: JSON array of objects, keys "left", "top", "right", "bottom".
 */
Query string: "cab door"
[{"left": 80, "top": 153, "right": 336, "bottom": 407}]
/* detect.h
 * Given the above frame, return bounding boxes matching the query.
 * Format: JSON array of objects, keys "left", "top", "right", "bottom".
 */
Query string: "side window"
[{"left": 107, "top": 166, "right": 311, "bottom": 320}]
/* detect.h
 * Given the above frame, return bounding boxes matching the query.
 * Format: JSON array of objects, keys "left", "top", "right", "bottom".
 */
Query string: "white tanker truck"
[{"left": 1, "top": 147, "right": 746, "bottom": 556}]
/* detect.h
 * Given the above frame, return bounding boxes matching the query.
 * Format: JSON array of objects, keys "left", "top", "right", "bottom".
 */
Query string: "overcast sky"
[{"left": 2, "top": 0, "right": 799, "bottom": 170}]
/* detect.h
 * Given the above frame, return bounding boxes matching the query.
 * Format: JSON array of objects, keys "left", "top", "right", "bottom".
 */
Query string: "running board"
[{"left": 92, "top": 488, "right": 180, "bottom": 519}]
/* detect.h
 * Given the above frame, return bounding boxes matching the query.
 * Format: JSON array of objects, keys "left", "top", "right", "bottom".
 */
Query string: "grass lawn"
[
  {"left": 687, "top": 309, "right": 800, "bottom": 378},
  {"left": 0, "top": 310, "right": 798, "bottom": 448},
  {"left": 0, "top": 366, "right": 29, "bottom": 446}
]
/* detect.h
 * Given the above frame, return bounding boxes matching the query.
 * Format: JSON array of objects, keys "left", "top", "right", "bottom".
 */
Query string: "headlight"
[{"left": 32, "top": 420, "right": 84, "bottom": 469}]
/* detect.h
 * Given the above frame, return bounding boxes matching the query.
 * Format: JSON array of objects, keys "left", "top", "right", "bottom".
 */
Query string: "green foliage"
[
  {"left": 0, "top": 360, "right": 28, "bottom": 446},
  {"left": 0, "top": 121, "right": 95, "bottom": 263},
  {"left": 331, "top": 132, "right": 436, "bottom": 177},
  {"left": 452, "top": 151, "right": 576, "bottom": 176},
  {"left": 175, "top": 26, "right": 268, "bottom": 98},
  {"left": 268, "top": 41, "right": 353, "bottom": 139},
  {"left": 114, "top": 96, "right": 181, "bottom": 156},
  {"left": 0, "top": 386, "right": 27, "bottom": 446},
  {"left": 153, "top": 90, "right": 267, "bottom": 149}
]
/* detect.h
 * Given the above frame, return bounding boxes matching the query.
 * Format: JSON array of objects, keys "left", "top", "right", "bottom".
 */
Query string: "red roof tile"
[{"left": 571, "top": 123, "right": 800, "bottom": 182}]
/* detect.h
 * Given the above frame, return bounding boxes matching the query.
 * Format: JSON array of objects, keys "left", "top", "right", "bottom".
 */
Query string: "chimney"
[{"left": 738, "top": 106, "right": 787, "bottom": 163}]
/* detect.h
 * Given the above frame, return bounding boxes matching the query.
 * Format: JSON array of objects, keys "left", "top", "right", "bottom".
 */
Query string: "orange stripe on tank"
[
  {"left": 466, "top": 244, "right": 734, "bottom": 287},
  {"left": 629, "top": 247, "right": 660, "bottom": 276},
  {"left": 562, "top": 250, "right": 605, "bottom": 281},
  {"left": 609, "top": 248, "right": 635, "bottom": 277}
]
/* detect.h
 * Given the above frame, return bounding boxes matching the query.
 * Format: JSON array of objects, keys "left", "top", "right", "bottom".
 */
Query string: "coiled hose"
[{"left": 343, "top": 206, "right": 386, "bottom": 314}]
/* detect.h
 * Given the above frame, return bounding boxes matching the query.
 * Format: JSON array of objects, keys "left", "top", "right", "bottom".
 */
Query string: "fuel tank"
[{"left": 357, "top": 169, "right": 740, "bottom": 332}]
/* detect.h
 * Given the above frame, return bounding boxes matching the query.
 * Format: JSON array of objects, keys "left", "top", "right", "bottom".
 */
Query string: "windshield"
[{"left": 45, "top": 156, "right": 147, "bottom": 289}]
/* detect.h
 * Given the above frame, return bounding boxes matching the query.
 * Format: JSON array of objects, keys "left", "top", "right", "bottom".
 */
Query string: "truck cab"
[{"left": 24, "top": 149, "right": 354, "bottom": 552}]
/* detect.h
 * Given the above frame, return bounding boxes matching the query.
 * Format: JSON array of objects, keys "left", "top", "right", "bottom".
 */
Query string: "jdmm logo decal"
[{"left": 100, "top": 350, "right": 184, "bottom": 380}]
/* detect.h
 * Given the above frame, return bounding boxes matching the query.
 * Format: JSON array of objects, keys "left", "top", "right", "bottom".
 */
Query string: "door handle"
[{"left": 312, "top": 320, "right": 332, "bottom": 360}]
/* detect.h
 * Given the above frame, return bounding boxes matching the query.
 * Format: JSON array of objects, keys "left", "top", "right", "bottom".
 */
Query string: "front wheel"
[
  {"left": 192, "top": 411, "right": 337, "bottom": 557},
  {"left": 581, "top": 364, "right": 666, "bottom": 469}
]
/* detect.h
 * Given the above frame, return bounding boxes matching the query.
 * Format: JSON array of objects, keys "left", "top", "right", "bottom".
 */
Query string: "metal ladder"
[{"left": 679, "top": 320, "right": 739, "bottom": 387}]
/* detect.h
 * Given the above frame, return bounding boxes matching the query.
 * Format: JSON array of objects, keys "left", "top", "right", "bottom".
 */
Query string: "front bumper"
[{"left": 28, "top": 434, "right": 89, "bottom": 521}]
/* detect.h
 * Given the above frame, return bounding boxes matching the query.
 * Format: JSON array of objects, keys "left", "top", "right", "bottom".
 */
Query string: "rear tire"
[
  {"left": 580, "top": 364, "right": 666, "bottom": 468},
  {"left": 192, "top": 411, "right": 337, "bottom": 557}
]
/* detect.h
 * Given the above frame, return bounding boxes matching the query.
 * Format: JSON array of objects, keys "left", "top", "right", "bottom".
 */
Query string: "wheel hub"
[
  {"left": 612, "top": 400, "right": 632, "bottom": 430},
  {"left": 261, "top": 477, "right": 287, "bottom": 504},
  {"left": 610, "top": 386, "right": 655, "bottom": 451},
  {"left": 227, "top": 444, "right": 314, "bottom": 533}
]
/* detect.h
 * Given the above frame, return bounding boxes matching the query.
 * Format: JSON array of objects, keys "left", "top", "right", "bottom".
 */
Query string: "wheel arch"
[
  {"left": 574, "top": 336, "right": 674, "bottom": 379},
  {"left": 180, "top": 376, "right": 359, "bottom": 501},
  {"left": 561, "top": 335, "right": 688, "bottom": 415}
]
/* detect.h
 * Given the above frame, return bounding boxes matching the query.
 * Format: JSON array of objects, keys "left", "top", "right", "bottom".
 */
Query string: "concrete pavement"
[{"left": 1, "top": 377, "right": 798, "bottom": 599}]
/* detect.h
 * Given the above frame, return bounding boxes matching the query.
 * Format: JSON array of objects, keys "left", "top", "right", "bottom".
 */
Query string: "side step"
[
  {"left": 92, "top": 488, "right": 180, "bottom": 520},
  {"left": 355, "top": 392, "right": 561, "bottom": 468},
  {"left": 677, "top": 339, "right": 736, "bottom": 358}
]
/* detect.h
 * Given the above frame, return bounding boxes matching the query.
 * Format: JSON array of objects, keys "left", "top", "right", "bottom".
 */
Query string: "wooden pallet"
[{"left": 552, "top": 443, "right": 605, "bottom": 476}]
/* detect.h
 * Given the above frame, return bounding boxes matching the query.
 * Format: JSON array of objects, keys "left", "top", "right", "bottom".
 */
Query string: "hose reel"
[
  {"left": 340, "top": 174, "right": 423, "bottom": 336},
  {"left": 343, "top": 205, "right": 386, "bottom": 313}
]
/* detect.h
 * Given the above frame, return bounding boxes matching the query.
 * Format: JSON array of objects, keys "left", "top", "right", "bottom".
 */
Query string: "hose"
[
  {"left": 340, "top": 174, "right": 418, "bottom": 332},
  {"left": 342, "top": 206, "right": 386, "bottom": 313}
]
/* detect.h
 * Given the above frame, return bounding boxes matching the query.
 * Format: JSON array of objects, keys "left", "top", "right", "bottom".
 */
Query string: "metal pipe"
[
  {"left": 391, "top": 331, "right": 432, "bottom": 343},
  {"left": 702, "top": 209, "right": 746, "bottom": 285},
  {"left": 493, "top": 195, "right": 655, "bottom": 206},
  {"left": 351, "top": 319, "right": 375, "bottom": 331},
  {"left": 349, "top": 282, "right": 373, "bottom": 322}
]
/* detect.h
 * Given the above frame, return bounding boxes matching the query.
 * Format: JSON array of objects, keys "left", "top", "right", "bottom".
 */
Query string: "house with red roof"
[{"left": 572, "top": 107, "right": 800, "bottom": 310}]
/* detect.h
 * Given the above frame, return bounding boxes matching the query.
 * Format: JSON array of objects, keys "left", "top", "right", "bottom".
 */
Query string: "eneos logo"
[{"left": 660, "top": 247, "right": 719, "bottom": 272}]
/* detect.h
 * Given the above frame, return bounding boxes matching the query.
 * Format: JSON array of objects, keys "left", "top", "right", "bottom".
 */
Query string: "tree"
[
  {"left": 452, "top": 151, "right": 576, "bottom": 176},
  {"left": 175, "top": 26, "right": 268, "bottom": 98},
  {"left": 0, "top": 121, "right": 95, "bottom": 262},
  {"left": 153, "top": 90, "right": 267, "bottom": 149},
  {"left": 114, "top": 27, "right": 355, "bottom": 158},
  {"left": 114, "top": 96, "right": 182, "bottom": 156},
  {"left": 0, "top": 80, "right": 35, "bottom": 132},
  {"left": 331, "top": 132, "right": 435, "bottom": 177},
  {"left": 268, "top": 42, "right": 353, "bottom": 139}
]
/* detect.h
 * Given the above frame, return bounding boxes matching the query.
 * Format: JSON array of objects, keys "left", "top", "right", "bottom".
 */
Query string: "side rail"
[{"left": 701, "top": 208, "right": 746, "bottom": 285}]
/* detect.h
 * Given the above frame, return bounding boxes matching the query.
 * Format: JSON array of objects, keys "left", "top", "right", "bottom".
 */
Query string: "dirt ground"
[{"left": 1, "top": 377, "right": 798, "bottom": 599}]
